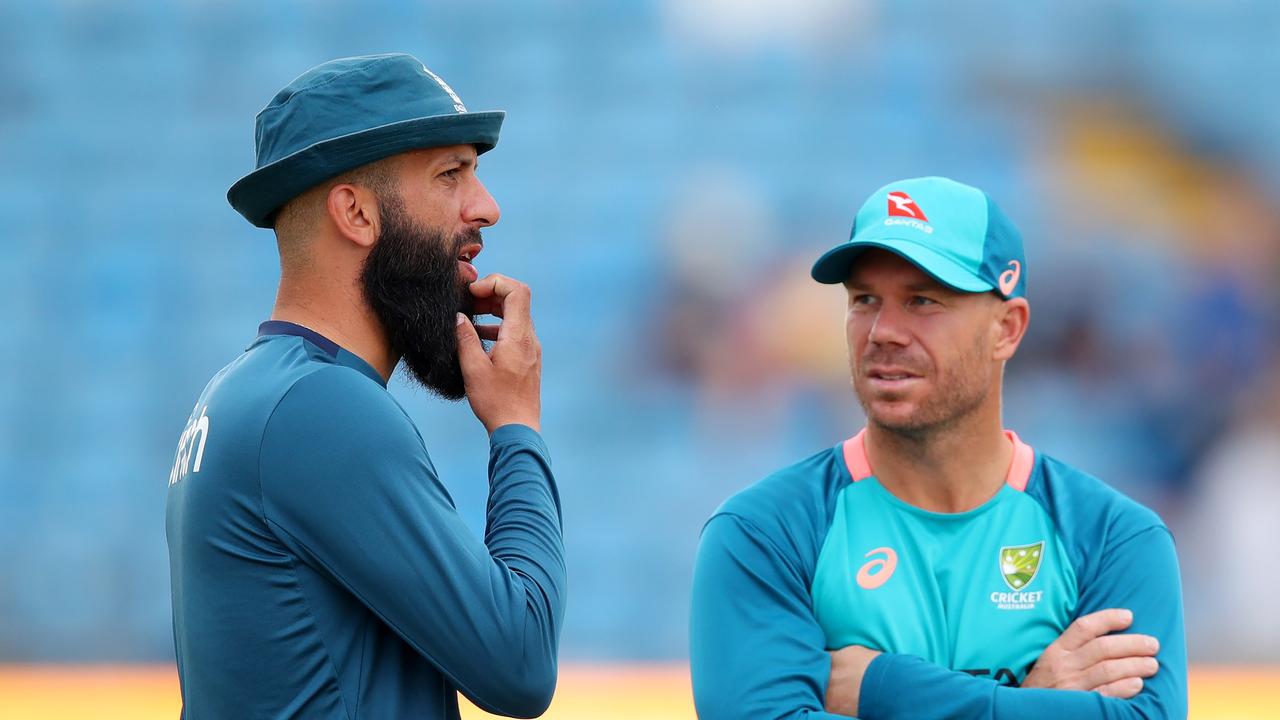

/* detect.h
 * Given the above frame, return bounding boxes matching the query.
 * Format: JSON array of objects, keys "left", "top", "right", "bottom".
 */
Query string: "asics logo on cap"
[
  {"left": 998, "top": 260, "right": 1021, "bottom": 296},
  {"left": 887, "top": 191, "right": 928, "bottom": 221}
]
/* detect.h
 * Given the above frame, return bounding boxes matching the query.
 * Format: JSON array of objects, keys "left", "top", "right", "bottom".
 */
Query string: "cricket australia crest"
[{"left": 999, "top": 541, "right": 1044, "bottom": 591}]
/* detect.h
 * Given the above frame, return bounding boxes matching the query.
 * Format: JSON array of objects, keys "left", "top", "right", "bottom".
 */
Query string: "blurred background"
[{"left": 1, "top": 0, "right": 1277, "bottom": 717}]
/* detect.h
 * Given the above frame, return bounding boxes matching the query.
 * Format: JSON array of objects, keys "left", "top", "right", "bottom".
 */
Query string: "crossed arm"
[
  {"left": 690, "top": 514, "right": 1187, "bottom": 720},
  {"left": 826, "top": 608, "right": 1161, "bottom": 717}
]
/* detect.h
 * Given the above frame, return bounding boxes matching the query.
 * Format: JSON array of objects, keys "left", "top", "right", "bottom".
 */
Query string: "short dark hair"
[{"left": 273, "top": 159, "right": 397, "bottom": 271}]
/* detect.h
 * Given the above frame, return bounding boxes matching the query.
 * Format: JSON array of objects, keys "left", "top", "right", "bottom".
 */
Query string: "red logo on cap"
[{"left": 887, "top": 191, "right": 928, "bottom": 221}]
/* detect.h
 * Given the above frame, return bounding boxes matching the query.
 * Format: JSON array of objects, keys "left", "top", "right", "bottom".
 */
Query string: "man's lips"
[
  {"left": 457, "top": 259, "right": 479, "bottom": 282},
  {"left": 457, "top": 242, "right": 482, "bottom": 282},
  {"left": 865, "top": 367, "right": 921, "bottom": 381},
  {"left": 863, "top": 366, "right": 924, "bottom": 391},
  {"left": 457, "top": 242, "right": 482, "bottom": 263}
]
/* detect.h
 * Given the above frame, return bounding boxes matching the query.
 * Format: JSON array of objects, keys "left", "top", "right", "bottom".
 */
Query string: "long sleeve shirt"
[
  {"left": 691, "top": 429, "right": 1186, "bottom": 719},
  {"left": 167, "top": 321, "right": 566, "bottom": 719}
]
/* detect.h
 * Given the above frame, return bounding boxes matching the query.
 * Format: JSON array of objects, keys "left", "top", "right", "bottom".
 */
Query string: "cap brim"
[
  {"left": 810, "top": 237, "right": 995, "bottom": 292},
  {"left": 227, "top": 110, "right": 504, "bottom": 228}
]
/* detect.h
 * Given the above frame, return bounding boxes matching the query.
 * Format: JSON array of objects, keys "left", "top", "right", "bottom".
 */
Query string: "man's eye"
[
  {"left": 852, "top": 294, "right": 877, "bottom": 305},
  {"left": 909, "top": 295, "right": 937, "bottom": 306},
  {"left": 440, "top": 167, "right": 460, "bottom": 179}
]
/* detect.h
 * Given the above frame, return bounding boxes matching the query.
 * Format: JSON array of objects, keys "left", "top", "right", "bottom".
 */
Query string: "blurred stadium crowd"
[{"left": 1, "top": 0, "right": 1276, "bottom": 666}]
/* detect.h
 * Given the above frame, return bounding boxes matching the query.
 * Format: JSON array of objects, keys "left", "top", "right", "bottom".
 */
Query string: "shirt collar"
[{"left": 256, "top": 320, "right": 387, "bottom": 387}]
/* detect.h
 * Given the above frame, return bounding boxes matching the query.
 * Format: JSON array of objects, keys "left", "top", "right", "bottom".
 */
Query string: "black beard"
[{"left": 360, "top": 194, "right": 478, "bottom": 400}]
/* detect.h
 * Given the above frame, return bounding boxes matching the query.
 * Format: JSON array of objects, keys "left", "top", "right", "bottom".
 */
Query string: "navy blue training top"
[{"left": 166, "top": 322, "right": 566, "bottom": 719}]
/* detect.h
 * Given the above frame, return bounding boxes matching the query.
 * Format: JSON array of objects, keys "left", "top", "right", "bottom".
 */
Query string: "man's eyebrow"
[{"left": 441, "top": 154, "right": 475, "bottom": 169}]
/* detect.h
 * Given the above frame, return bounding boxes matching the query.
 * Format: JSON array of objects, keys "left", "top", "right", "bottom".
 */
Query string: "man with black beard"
[
  {"left": 360, "top": 189, "right": 483, "bottom": 400},
  {"left": 165, "top": 54, "right": 566, "bottom": 720}
]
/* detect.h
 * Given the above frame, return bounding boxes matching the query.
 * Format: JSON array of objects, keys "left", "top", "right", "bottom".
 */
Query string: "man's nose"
[
  {"left": 867, "top": 302, "right": 911, "bottom": 347},
  {"left": 462, "top": 177, "right": 500, "bottom": 228}
]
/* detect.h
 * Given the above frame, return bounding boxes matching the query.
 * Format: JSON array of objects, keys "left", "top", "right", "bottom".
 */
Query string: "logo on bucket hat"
[
  {"left": 421, "top": 63, "right": 467, "bottom": 113},
  {"left": 810, "top": 177, "right": 1027, "bottom": 299}
]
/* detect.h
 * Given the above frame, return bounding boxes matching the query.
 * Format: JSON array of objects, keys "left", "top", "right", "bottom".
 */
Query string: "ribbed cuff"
[{"left": 489, "top": 423, "right": 550, "bottom": 457}]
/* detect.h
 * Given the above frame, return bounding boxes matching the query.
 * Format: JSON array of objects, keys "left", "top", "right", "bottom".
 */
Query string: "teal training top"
[
  {"left": 166, "top": 322, "right": 566, "bottom": 719},
  {"left": 690, "top": 430, "right": 1187, "bottom": 719}
]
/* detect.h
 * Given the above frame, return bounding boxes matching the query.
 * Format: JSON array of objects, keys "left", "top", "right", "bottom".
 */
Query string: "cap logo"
[
  {"left": 421, "top": 64, "right": 467, "bottom": 113},
  {"left": 887, "top": 191, "right": 928, "bottom": 221},
  {"left": 998, "top": 260, "right": 1021, "bottom": 296}
]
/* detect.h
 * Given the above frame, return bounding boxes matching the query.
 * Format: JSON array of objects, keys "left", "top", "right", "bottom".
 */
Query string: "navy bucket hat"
[{"left": 227, "top": 53, "right": 504, "bottom": 228}]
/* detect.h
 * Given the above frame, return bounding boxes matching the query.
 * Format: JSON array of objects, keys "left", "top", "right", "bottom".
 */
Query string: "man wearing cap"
[
  {"left": 690, "top": 177, "right": 1187, "bottom": 719},
  {"left": 166, "top": 54, "right": 565, "bottom": 719}
]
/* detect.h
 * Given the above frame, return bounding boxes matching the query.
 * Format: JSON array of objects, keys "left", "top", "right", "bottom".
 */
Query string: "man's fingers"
[
  {"left": 475, "top": 324, "right": 500, "bottom": 341},
  {"left": 469, "top": 274, "right": 522, "bottom": 302},
  {"left": 1083, "top": 656, "right": 1159, "bottom": 690},
  {"left": 454, "top": 314, "right": 490, "bottom": 373},
  {"left": 1094, "top": 676, "right": 1145, "bottom": 700},
  {"left": 468, "top": 273, "right": 510, "bottom": 298},
  {"left": 470, "top": 296, "right": 505, "bottom": 319},
  {"left": 1078, "top": 633, "right": 1160, "bottom": 666},
  {"left": 496, "top": 284, "right": 530, "bottom": 334},
  {"left": 1056, "top": 609, "right": 1134, "bottom": 651},
  {"left": 469, "top": 274, "right": 531, "bottom": 333}
]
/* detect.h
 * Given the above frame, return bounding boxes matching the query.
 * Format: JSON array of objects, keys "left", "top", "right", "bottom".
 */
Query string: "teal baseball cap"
[
  {"left": 811, "top": 176, "right": 1027, "bottom": 298},
  {"left": 228, "top": 53, "right": 504, "bottom": 228}
]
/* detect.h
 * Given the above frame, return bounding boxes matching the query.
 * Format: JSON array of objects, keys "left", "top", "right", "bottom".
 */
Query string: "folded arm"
[{"left": 834, "top": 527, "right": 1187, "bottom": 720}]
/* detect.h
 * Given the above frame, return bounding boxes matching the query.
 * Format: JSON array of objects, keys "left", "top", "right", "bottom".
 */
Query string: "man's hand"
[
  {"left": 825, "top": 645, "right": 881, "bottom": 717},
  {"left": 1022, "top": 608, "right": 1160, "bottom": 698},
  {"left": 455, "top": 274, "right": 541, "bottom": 433}
]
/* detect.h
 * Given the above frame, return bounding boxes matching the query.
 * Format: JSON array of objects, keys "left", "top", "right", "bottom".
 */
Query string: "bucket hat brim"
[{"left": 227, "top": 110, "right": 504, "bottom": 228}]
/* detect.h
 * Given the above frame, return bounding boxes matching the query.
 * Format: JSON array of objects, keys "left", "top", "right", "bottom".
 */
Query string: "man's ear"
[
  {"left": 992, "top": 297, "right": 1030, "bottom": 362},
  {"left": 326, "top": 183, "right": 381, "bottom": 249}
]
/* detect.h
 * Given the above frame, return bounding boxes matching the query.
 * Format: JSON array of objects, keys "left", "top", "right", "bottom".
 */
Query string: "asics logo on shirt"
[{"left": 855, "top": 546, "right": 898, "bottom": 590}]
